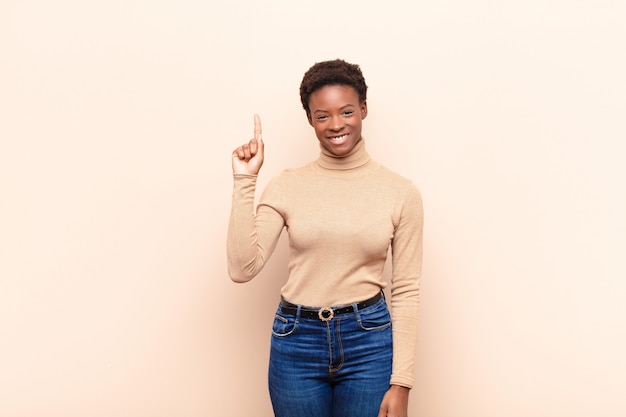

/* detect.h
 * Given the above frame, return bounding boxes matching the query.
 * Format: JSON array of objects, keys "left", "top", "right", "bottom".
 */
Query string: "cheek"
[{"left": 313, "top": 126, "right": 324, "bottom": 138}]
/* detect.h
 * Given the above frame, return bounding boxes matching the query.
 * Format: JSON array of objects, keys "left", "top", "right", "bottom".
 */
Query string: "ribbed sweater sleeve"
[
  {"left": 389, "top": 183, "right": 423, "bottom": 388},
  {"left": 227, "top": 174, "right": 285, "bottom": 282}
]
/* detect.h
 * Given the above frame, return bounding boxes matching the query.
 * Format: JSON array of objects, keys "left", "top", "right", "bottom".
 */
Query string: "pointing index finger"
[{"left": 254, "top": 114, "right": 262, "bottom": 141}]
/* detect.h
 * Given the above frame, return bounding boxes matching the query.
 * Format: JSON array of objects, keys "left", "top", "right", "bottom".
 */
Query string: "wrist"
[{"left": 389, "top": 384, "right": 410, "bottom": 395}]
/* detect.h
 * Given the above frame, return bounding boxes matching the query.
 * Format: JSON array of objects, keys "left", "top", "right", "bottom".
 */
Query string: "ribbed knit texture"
[{"left": 227, "top": 139, "right": 423, "bottom": 388}]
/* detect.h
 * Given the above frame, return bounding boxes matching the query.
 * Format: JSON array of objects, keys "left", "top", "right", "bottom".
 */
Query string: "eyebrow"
[{"left": 313, "top": 104, "right": 356, "bottom": 114}]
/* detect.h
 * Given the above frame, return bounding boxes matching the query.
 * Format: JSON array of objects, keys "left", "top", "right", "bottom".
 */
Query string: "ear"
[{"left": 361, "top": 101, "right": 368, "bottom": 119}]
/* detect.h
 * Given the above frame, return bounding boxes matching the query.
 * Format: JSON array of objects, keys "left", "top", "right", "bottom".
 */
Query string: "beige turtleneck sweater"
[{"left": 227, "top": 139, "right": 423, "bottom": 388}]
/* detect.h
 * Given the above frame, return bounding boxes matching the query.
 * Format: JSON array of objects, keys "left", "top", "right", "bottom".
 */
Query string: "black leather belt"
[{"left": 280, "top": 291, "right": 383, "bottom": 322}]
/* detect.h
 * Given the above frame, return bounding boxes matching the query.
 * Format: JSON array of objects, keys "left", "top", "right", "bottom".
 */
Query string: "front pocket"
[
  {"left": 357, "top": 305, "right": 392, "bottom": 331},
  {"left": 271, "top": 313, "right": 298, "bottom": 337}
]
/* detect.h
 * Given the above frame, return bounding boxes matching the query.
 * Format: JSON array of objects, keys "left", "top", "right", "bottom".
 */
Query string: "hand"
[
  {"left": 232, "top": 114, "right": 265, "bottom": 175},
  {"left": 378, "top": 385, "right": 410, "bottom": 417}
]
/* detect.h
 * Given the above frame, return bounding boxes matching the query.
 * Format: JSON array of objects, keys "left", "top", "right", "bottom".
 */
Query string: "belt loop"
[
  {"left": 295, "top": 304, "right": 302, "bottom": 322},
  {"left": 352, "top": 300, "right": 362, "bottom": 323}
]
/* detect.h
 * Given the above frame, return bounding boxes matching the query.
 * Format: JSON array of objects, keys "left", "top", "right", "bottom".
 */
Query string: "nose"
[{"left": 330, "top": 115, "right": 344, "bottom": 131}]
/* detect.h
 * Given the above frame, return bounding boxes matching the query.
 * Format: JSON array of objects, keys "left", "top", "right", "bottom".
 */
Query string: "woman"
[{"left": 228, "top": 59, "right": 423, "bottom": 417}]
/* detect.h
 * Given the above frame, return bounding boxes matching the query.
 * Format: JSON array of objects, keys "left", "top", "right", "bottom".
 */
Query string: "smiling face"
[{"left": 307, "top": 84, "right": 368, "bottom": 157}]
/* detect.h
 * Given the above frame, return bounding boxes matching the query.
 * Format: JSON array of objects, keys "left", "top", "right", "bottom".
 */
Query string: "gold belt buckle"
[{"left": 318, "top": 306, "right": 334, "bottom": 321}]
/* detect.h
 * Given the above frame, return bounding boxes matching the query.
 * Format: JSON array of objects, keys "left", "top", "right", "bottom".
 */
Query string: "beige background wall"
[{"left": 1, "top": 1, "right": 625, "bottom": 416}]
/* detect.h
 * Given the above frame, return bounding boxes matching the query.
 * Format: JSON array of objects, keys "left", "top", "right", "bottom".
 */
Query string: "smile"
[{"left": 328, "top": 133, "right": 349, "bottom": 143}]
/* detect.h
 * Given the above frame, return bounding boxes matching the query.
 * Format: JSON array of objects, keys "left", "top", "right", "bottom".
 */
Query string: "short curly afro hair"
[{"left": 299, "top": 59, "right": 368, "bottom": 115}]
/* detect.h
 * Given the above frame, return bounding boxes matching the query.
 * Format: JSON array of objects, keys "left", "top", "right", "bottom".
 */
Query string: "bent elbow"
[
  {"left": 227, "top": 253, "right": 263, "bottom": 283},
  {"left": 227, "top": 264, "right": 256, "bottom": 283},
  {"left": 229, "top": 272, "right": 253, "bottom": 283}
]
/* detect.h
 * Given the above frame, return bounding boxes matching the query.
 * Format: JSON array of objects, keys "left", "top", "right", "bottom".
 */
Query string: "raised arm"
[{"left": 227, "top": 115, "right": 284, "bottom": 282}]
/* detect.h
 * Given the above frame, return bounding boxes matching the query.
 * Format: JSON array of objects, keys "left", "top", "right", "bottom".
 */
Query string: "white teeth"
[{"left": 330, "top": 134, "right": 347, "bottom": 142}]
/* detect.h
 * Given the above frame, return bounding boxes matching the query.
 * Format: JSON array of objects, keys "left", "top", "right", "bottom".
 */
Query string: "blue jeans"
[{"left": 268, "top": 294, "right": 392, "bottom": 417}]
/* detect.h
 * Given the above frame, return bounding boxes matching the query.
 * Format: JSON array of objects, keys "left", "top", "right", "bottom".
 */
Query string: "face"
[{"left": 307, "top": 84, "right": 367, "bottom": 157}]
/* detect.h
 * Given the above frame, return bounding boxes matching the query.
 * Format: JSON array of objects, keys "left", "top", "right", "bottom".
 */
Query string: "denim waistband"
[{"left": 279, "top": 291, "right": 383, "bottom": 321}]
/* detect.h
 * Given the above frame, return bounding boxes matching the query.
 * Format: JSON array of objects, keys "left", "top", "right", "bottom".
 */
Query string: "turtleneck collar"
[{"left": 314, "top": 138, "right": 372, "bottom": 171}]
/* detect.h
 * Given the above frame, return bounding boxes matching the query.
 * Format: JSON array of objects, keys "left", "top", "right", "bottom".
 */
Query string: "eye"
[
  {"left": 343, "top": 110, "right": 354, "bottom": 116},
  {"left": 316, "top": 115, "right": 328, "bottom": 120}
]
